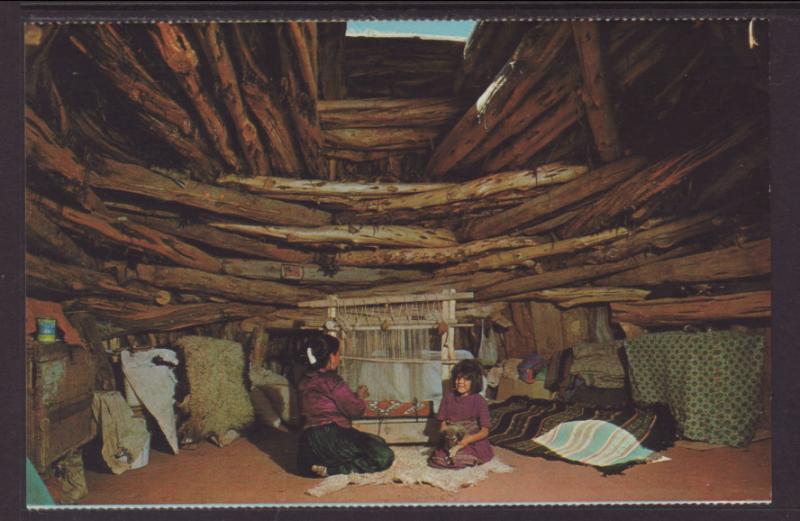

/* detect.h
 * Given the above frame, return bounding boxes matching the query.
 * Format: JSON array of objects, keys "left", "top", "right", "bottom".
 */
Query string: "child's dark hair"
[
  {"left": 300, "top": 333, "right": 340, "bottom": 371},
  {"left": 450, "top": 359, "right": 483, "bottom": 395}
]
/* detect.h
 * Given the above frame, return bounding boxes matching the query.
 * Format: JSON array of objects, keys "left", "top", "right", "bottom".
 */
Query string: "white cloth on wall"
[{"left": 120, "top": 349, "right": 180, "bottom": 454}]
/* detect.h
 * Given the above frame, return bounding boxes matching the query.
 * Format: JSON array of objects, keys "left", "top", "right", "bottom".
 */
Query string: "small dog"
[{"left": 441, "top": 422, "right": 467, "bottom": 462}]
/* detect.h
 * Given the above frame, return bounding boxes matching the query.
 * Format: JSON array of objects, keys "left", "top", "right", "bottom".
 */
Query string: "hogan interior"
[{"left": 23, "top": 19, "right": 771, "bottom": 505}]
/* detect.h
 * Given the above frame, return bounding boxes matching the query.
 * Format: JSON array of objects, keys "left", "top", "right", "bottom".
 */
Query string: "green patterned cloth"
[{"left": 624, "top": 331, "right": 764, "bottom": 447}]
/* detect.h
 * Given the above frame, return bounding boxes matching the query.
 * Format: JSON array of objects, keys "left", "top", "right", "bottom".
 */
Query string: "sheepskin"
[
  {"left": 175, "top": 336, "right": 254, "bottom": 443},
  {"left": 306, "top": 446, "right": 513, "bottom": 497}
]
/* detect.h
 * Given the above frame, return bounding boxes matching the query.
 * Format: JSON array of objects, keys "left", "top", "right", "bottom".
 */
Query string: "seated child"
[
  {"left": 296, "top": 334, "right": 395, "bottom": 477},
  {"left": 428, "top": 358, "right": 494, "bottom": 469}
]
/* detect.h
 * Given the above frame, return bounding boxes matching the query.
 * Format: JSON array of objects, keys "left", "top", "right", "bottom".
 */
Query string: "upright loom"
[{"left": 299, "top": 289, "right": 474, "bottom": 443}]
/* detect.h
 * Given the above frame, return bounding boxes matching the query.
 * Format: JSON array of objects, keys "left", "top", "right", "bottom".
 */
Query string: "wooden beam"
[
  {"left": 317, "top": 22, "right": 347, "bottom": 99},
  {"left": 597, "top": 239, "right": 770, "bottom": 287},
  {"left": 571, "top": 21, "right": 623, "bottom": 162},
  {"left": 520, "top": 287, "right": 652, "bottom": 308},
  {"left": 318, "top": 98, "right": 462, "bottom": 129},
  {"left": 610, "top": 291, "right": 771, "bottom": 327},
  {"left": 460, "top": 156, "right": 647, "bottom": 241}
]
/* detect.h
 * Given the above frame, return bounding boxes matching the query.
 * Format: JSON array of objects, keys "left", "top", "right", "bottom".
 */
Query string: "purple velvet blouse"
[
  {"left": 298, "top": 370, "right": 366, "bottom": 429},
  {"left": 436, "top": 391, "right": 494, "bottom": 463}
]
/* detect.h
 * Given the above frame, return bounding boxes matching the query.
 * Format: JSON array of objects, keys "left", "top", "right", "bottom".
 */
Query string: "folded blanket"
[
  {"left": 569, "top": 341, "right": 625, "bottom": 389},
  {"left": 489, "top": 396, "right": 675, "bottom": 474}
]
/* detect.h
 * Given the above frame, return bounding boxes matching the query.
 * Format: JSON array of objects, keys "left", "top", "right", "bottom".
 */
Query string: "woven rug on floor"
[
  {"left": 489, "top": 397, "right": 675, "bottom": 475},
  {"left": 306, "top": 446, "right": 513, "bottom": 497}
]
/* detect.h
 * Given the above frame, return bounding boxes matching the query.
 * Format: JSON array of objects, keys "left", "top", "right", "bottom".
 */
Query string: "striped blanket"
[{"left": 489, "top": 397, "right": 675, "bottom": 474}]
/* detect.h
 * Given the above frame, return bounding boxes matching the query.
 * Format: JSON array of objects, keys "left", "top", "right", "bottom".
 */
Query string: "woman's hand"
[{"left": 356, "top": 385, "right": 369, "bottom": 399}]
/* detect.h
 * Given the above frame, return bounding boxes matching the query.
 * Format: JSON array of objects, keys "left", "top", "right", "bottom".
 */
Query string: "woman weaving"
[{"left": 296, "top": 334, "right": 395, "bottom": 477}]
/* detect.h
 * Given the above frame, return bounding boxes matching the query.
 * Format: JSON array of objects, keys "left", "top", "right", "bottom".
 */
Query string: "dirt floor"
[{"left": 77, "top": 428, "right": 772, "bottom": 506}]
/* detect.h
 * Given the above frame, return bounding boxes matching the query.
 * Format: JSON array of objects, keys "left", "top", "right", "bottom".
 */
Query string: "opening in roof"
[{"left": 345, "top": 20, "right": 476, "bottom": 41}]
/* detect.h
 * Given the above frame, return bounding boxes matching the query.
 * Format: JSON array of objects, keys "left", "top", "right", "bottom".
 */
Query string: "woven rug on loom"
[
  {"left": 306, "top": 446, "right": 513, "bottom": 497},
  {"left": 488, "top": 397, "right": 675, "bottom": 474}
]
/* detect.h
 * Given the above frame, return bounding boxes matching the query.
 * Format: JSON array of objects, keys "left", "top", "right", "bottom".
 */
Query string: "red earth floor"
[{"left": 77, "top": 429, "right": 772, "bottom": 506}]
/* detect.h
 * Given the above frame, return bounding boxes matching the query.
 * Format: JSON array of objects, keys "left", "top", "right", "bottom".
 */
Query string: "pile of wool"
[
  {"left": 175, "top": 336, "right": 254, "bottom": 445},
  {"left": 306, "top": 446, "right": 513, "bottom": 497}
]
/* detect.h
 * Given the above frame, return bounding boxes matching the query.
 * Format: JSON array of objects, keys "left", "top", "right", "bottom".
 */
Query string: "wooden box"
[{"left": 26, "top": 341, "right": 97, "bottom": 472}]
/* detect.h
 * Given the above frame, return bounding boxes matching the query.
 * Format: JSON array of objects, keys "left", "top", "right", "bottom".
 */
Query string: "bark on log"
[
  {"left": 571, "top": 21, "right": 623, "bottom": 162},
  {"left": 610, "top": 290, "right": 771, "bottom": 327},
  {"left": 64, "top": 298, "right": 276, "bottom": 337},
  {"left": 90, "top": 156, "right": 331, "bottom": 226},
  {"left": 340, "top": 270, "right": 516, "bottom": 300},
  {"left": 67, "top": 310, "right": 117, "bottom": 390},
  {"left": 26, "top": 197, "right": 98, "bottom": 269},
  {"left": 317, "top": 22, "right": 347, "bottom": 99},
  {"left": 216, "top": 174, "right": 450, "bottom": 205},
  {"left": 438, "top": 226, "right": 630, "bottom": 276},
  {"left": 597, "top": 239, "right": 770, "bottom": 287},
  {"left": 211, "top": 223, "right": 459, "bottom": 249},
  {"left": 478, "top": 246, "right": 694, "bottom": 301},
  {"left": 68, "top": 25, "right": 220, "bottom": 179},
  {"left": 232, "top": 25, "right": 305, "bottom": 177},
  {"left": 318, "top": 98, "right": 462, "bottom": 129},
  {"left": 195, "top": 22, "right": 271, "bottom": 176},
  {"left": 520, "top": 287, "right": 652, "bottom": 308},
  {"left": 127, "top": 214, "right": 315, "bottom": 264},
  {"left": 460, "top": 156, "right": 647, "bottom": 241},
  {"left": 150, "top": 23, "right": 242, "bottom": 172},
  {"left": 455, "top": 21, "right": 535, "bottom": 101},
  {"left": 26, "top": 107, "right": 107, "bottom": 213},
  {"left": 220, "top": 258, "right": 432, "bottom": 287},
  {"left": 32, "top": 193, "right": 223, "bottom": 273},
  {"left": 26, "top": 253, "right": 171, "bottom": 304},
  {"left": 335, "top": 234, "right": 551, "bottom": 267},
  {"left": 693, "top": 140, "right": 768, "bottom": 209},
  {"left": 426, "top": 24, "right": 572, "bottom": 177},
  {"left": 560, "top": 123, "right": 755, "bottom": 237},
  {"left": 353, "top": 162, "right": 588, "bottom": 213},
  {"left": 277, "top": 23, "right": 328, "bottom": 178},
  {"left": 106, "top": 262, "right": 325, "bottom": 306},
  {"left": 323, "top": 127, "right": 443, "bottom": 152}
]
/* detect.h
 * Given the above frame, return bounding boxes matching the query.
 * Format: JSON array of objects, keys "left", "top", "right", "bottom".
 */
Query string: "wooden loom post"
[{"left": 441, "top": 288, "right": 457, "bottom": 381}]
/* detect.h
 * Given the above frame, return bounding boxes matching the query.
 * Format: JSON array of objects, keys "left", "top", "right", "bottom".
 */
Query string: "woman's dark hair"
[
  {"left": 450, "top": 359, "right": 483, "bottom": 395},
  {"left": 300, "top": 333, "right": 340, "bottom": 371}
]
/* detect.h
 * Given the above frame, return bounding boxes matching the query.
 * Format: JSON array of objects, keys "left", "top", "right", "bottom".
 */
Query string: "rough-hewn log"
[
  {"left": 426, "top": 24, "right": 572, "bottom": 177},
  {"left": 318, "top": 98, "right": 462, "bottom": 129},
  {"left": 150, "top": 22, "right": 242, "bottom": 172},
  {"left": 561, "top": 123, "right": 755, "bottom": 237},
  {"left": 26, "top": 253, "right": 169, "bottom": 304},
  {"left": 105, "top": 262, "right": 324, "bottom": 306},
  {"left": 478, "top": 246, "right": 694, "bottom": 301},
  {"left": 26, "top": 197, "right": 98, "bottom": 269},
  {"left": 211, "top": 223, "right": 459, "bottom": 249},
  {"left": 582, "top": 212, "right": 726, "bottom": 264},
  {"left": 32, "top": 193, "right": 223, "bottom": 273},
  {"left": 216, "top": 174, "right": 450, "bottom": 206},
  {"left": 90, "top": 157, "right": 331, "bottom": 226},
  {"left": 67, "top": 310, "right": 117, "bottom": 390},
  {"left": 339, "top": 270, "right": 517, "bottom": 299},
  {"left": 195, "top": 22, "right": 271, "bottom": 176},
  {"left": 317, "top": 22, "right": 347, "bottom": 99},
  {"left": 68, "top": 25, "right": 220, "bottom": 179},
  {"left": 25, "top": 107, "right": 106, "bottom": 213},
  {"left": 571, "top": 21, "right": 622, "bottom": 162},
  {"left": 610, "top": 290, "right": 771, "bottom": 327},
  {"left": 353, "top": 162, "right": 588, "bottom": 213},
  {"left": 127, "top": 214, "right": 315, "bottom": 264},
  {"left": 64, "top": 298, "right": 276, "bottom": 337},
  {"left": 232, "top": 25, "right": 305, "bottom": 177},
  {"left": 323, "top": 127, "right": 442, "bottom": 152},
  {"left": 597, "top": 239, "right": 770, "bottom": 287},
  {"left": 521, "top": 287, "right": 652, "bottom": 308},
  {"left": 335, "top": 234, "right": 551, "bottom": 267},
  {"left": 220, "top": 258, "right": 431, "bottom": 287},
  {"left": 455, "top": 21, "right": 535, "bottom": 100},
  {"left": 439, "top": 226, "right": 630, "bottom": 276},
  {"left": 277, "top": 23, "right": 327, "bottom": 178},
  {"left": 345, "top": 36, "right": 463, "bottom": 98},
  {"left": 26, "top": 25, "right": 69, "bottom": 136},
  {"left": 461, "top": 156, "right": 647, "bottom": 241}
]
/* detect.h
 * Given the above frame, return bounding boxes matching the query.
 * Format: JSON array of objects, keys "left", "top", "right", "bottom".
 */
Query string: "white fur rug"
[{"left": 306, "top": 446, "right": 513, "bottom": 497}]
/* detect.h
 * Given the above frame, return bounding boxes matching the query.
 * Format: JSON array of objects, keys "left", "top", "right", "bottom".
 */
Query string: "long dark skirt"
[{"left": 297, "top": 423, "right": 395, "bottom": 476}]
